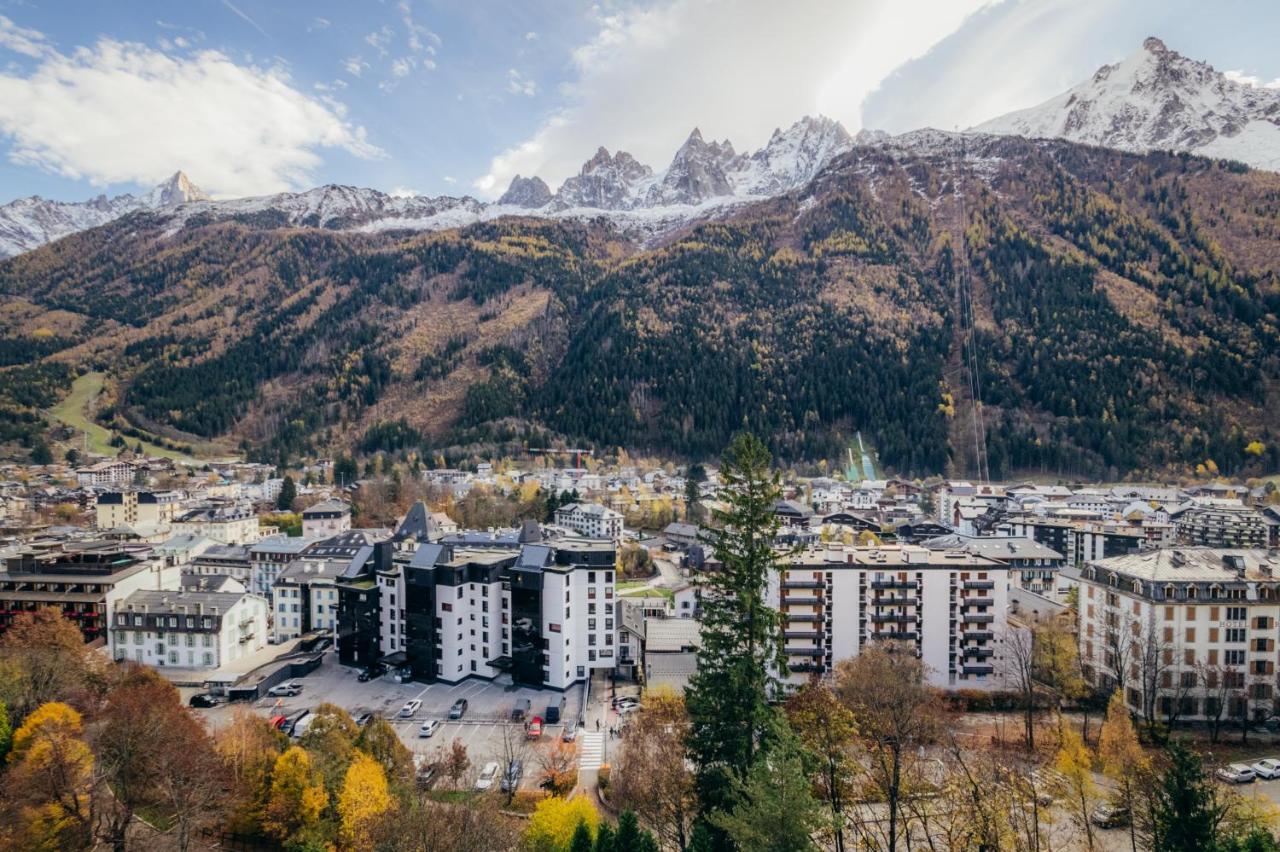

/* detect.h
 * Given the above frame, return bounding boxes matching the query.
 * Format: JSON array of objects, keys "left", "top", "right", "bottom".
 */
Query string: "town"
[{"left": 4, "top": 440, "right": 1280, "bottom": 849}]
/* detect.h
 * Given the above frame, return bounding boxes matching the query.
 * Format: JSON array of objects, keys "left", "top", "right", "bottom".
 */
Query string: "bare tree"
[
  {"left": 494, "top": 723, "right": 530, "bottom": 805},
  {"left": 612, "top": 690, "right": 698, "bottom": 851},
  {"left": 1003, "top": 620, "right": 1039, "bottom": 751},
  {"left": 1197, "top": 663, "right": 1235, "bottom": 744}
]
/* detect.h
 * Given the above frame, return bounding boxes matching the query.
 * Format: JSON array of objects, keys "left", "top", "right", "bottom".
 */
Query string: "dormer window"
[
  {"left": 1164, "top": 585, "right": 1175, "bottom": 599},
  {"left": 1187, "top": 586, "right": 1197, "bottom": 599}
]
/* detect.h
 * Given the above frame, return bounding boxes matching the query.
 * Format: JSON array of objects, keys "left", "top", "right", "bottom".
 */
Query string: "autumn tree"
[
  {"left": 524, "top": 796, "right": 600, "bottom": 852},
  {"left": 152, "top": 703, "right": 226, "bottom": 852},
  {"left": 299, "top": 702, "right": 358, "bottom": 799},
  {"left": 264, "top": 745, "right": 329, "bottom": 847},
  {"left": 611, "top": 690, "right": 697, "bottom": 850},
  {"left": 685, "top": 434, "right": 786, "bottom": 848},
  {"left": 440, "top": 738, "right": 471, "bottom": 788},
  {"left": 339, "top": 752, "right": 396, "bottom": 849},
  {"left": 785, "top": 680, "right": 857, "bottom": 851},
  {"left": 214, "top": 708, "right": 285, "bottom": 835},
  {"left": 371, "top": 792, "right": 520, "bottom": 851},
  {"left": 835, "top": 643, "right": 941, "bottom": 852},
  {"left": 0, "top": 608, "right": 97, "bottom": 720},
  {"left": 356, "top": 716, "right": 415, "bottom": 794},
  {"left": 0, "top": 698, "right": 11, "bottom": 762},
  {"left": 2, "top": 702, "right": 95, "bottom": 850},
  {"left": 1098, "top": 690, "right": 1148, "bottom": 852},
  {"left": 538, "top": 740, "right": 580, "bottom": 797},
  {"left": 1054, "top": 725, "right": 1098, "bottom": 851}
]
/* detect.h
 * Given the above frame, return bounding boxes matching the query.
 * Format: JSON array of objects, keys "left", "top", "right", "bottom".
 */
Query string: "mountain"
[
  {"left": 0, "top": 116, "right": 859, "bottom": 258},
  {"left": 975, "top": 37, "right": 1280, "bottom": 171},
  {"left": 3, "top": 134, "right": 1278, "bottom": 480},
  {"left": 0, "top": 170, "right": 208, "bottom": 259}
]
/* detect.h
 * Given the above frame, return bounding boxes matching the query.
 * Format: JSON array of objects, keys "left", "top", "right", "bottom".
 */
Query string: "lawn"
[{"left": 48, "top": 371, "right": 200, "bottom": 463}]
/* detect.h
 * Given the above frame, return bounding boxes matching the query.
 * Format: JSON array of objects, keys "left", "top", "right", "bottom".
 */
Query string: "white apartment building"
[
  {"left": 376, "top": 538, "right": 618, "bottom": 690},
  {"left": 109, "top": 589, "right": 268, "bottom": 668},
  {"left": 95, "top": 490, "right": 183, "bottom": 530},
  {"left": 554, "top": 502, "right": 623, "bottom": 541},
  {"left": 1078, "top": 548, "right": 1280, "bottom": 726},
  {"left": 773, "top": 545, "right": 1011, "bottom": 690},
  {"left": 302, "top": 499, "right": 352, "bottom": 538},
  {"left": 272, "top": 558, "right": 343, "bottom": 643},
  {"left": 172, "top": 504, "right": 261, "bottom": 545},
  {"left": 249, "top": 535, "right": 318, "bottom": 601},
  {"left": 76, "top": 459, "right": 139, "bottom": 487}
]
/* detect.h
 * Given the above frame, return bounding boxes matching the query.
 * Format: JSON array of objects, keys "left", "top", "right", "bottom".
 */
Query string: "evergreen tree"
[
  {"left": 571, "top": 819, "right": 595, "bottom": 852},
  {"left": 707, "top": 728, "right": 822, "bottom": 852},
  {"left": 30, "top": 440, "right": 52, "bottom": 465},
  {"left": 685, "top": 433, "right": 786, "bottom": 849},
  {"left": 64, "top": 448, "right": 79, "bottom": 466},
  {"left": 594, "top": 821, "right": 616, "bottom": 852},
  {"left": 614, "top": 810, "right": 659, "bottom": 852},
  {"left": 277, "top": 475, "right": 297, "bottom": 511},
  {"left": 1152, "top": 741, "right": 1225, "bottom": 851}
]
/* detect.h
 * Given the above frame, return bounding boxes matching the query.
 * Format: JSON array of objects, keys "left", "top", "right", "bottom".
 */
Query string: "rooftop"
[{"left": 1090, "top": 548, "right": 1280, "bottom": 583}]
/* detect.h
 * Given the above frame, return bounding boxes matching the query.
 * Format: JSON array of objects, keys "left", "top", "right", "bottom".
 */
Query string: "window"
[{"left": 1227, "top": 606, "right": 1247, "bottom": 621}]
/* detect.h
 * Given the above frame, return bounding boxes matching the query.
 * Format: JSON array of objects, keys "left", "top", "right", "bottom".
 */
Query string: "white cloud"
[
  {"left": 365, "top": 27, "right": 393, "bottom": 58},
  {"left": 344, "top": 56, "right": 368, "bottom": 77},
  {"left": 389, "top": 186, "right": 419, "bottom": 197},
  {"left": 506, "top": 68, "right": 537, "bottom": 97},
  {"left": 398, "top": 1, "right": 441, "bottom": 56},
  {"left": 0, "top": 15, "right": 52, "bottom": 58},
  {"left": 310, "top": 17, "right": 332, "bottom": 31},
  {"left": 0, "top": 38, "right": 382, "bottom": 197},
  {"left": 475, "top": 0, "right": 995, "bottom": 197},
  {"left": 1225, "top": 69, "right": 1280, "bottom": 89},
  {"left": 442, "top": 175, "right": 457, "bottom": 184},
  {"left": 525, "top": 31, "right": 539, "bottom": 41},
  {"left": 391, "top": 57, "right": 413, "bottom": 77}
]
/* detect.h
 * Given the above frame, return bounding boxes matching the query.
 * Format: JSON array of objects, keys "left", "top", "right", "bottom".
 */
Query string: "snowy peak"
[
  {"left": 647, "top": 127, "right": 741, "bottom": 206},
  {"left": 147, "top": 171, "right": 209, "bottom": 208},
  {"left": 736, "top": 114, "right": 854, "bottom": 196},
  {"left": 498, "top": 175, "right": 552, "bottom": 208},
  {"left": 975, "top": 37, "right": 1280, "bottom": 171},
  {"left": 554, "top": 147, "right": 655, "bottom": 210}
]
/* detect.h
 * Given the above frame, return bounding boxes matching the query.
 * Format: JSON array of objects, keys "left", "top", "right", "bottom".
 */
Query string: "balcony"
[
  {"left": 872, "top": 630, "right": 917, "bottom": 641},
  {"left": 961, "top": 614, "right": 995, "bottom": 624},
  {"left": 872, "top": 596, "right": 916, "bottom": 607},
  {"left": 963, "top": 664, "right": 995, "bottom": 676},
  {"left": 962, "top": 631, "right": 994, "bottom": 641},
  {"left": 782, "top": 580, "right": 824, "bottom": 590},
  {"left": 964, "top": 580, "right": 995, "bottom": 590},
  {"left": 782, "top": 596, "right": 822, "bottom": 606},
  {"left": 962, "top": 597, "right": 995, "bottom": 608},
  {"left": 785, "top": 631, "right": 820, "bottom": 640},
  {"left": 872, "top": 580, "right": 917, "bottom": 590},
  {"left": 871, "top": 613, "right": 916, "bottom": 624},
  {"left": 962, "top": 648, "right": 995, "bottom": 660},
  {"left": 784, "top": 613, "right": 821, "bottom": 623},
  {"left": 789, "top": 662, "right": 824, "bottom": 673},
  {"left": 785, "top": 647, "right": 824, "bottom": 657}
]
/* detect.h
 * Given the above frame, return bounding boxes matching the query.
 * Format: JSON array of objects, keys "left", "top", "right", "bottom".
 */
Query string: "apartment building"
[
  {"left": 998, "top": 516, "right": 1144, "bottom": 566},
  {"left": 248, "top": 535, "right": 318, "bottom": 601},
  {"left": 773, "top": 545, "right": 1011, "bottom": 690},
  {"left": 1077, "top": 548, "right": 1280, "bottom": 725},
  {"left": 1174, "top": 505, "right": 1268, "bottom": 549},
  {"left": 95, "top": 490, "right": 183, "bottom": 530},
  {"left": 922, "top": 534, "right": 1066, "bottom": 595},
  {"left": 272, "top": 558, "right": 343, "bottom": 643},
  {"left": 554, "top": 502, "right": 623, "bottom": 541},
  {"left": 172, "top": 504, "right": 261, "bottom": 545},
  {"left": 301, "top": 499, "right": 352, "bottom": 538},
  {"left": 75, "top": 459, "right": 140, "bottom": 487},
  {"left": 0, "top": 540, "right": 180, "bottom": 641},
  {"left": 109, "top": 589, "right": 268, "bottom": 668},
  {"left": 373, "top": 537, "right": 617, "bottom": 690}
]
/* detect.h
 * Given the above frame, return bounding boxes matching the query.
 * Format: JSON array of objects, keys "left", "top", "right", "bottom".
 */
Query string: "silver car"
[{"left": 1217, "top": 763, "right": 1256, "bottom": 784}]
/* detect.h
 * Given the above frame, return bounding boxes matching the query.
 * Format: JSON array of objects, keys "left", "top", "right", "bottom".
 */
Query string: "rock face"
[
  {"left": 146, "top": 171, "right": 210, "bottom": 207},
  {"left": 975, "top": 37, "right": 1280, "bottom": 171},
  {"left": 646, "top": 128, "right": 741, "bottom": 206},
  {"left": 554, "top": 147, "right": 655, "bottom": 210},
  {"left": 498, "top": 175, "right": 553, "bottom": 208}
]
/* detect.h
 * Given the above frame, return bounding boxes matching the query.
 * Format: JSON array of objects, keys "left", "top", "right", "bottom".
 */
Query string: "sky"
[{"left": 0, "top": 0, "right": 1276, "bottom": 203}]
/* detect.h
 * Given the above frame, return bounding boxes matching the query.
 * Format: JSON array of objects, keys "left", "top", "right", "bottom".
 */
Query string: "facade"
[
  {"left": 95, "top": 490, "right": 182, "bottom": 529},
  {"left": 109, "top": 589, "right": 268, "bottom": 668},
  {"left": 302, "top": 499, "right": 352, "bottom": 538},
  {"left": 1175, "top": 505, "right": 1268, "bottom": 549},
  {"left": 998, "top": 517, "right": 1144, "bottom": 566},
  {"left": 249, "top": 536, "right": 318, "bottom": 602},
  {"left": 554, "top": 502, "right": 623, "bottom": 540},
  {"left": 773, "top": 545, "right": 1011, "bottom": 690},
  {"left": 172, "top": 504, "right": 261, "bottom": 545},
  {"left": 374, "top": 537, "right": 617, "bottom": 690},
  {"left": 189, "top": 544, "right": 252, "bottom": 585},
  {"left": 1077, "top": 548, "right": 1280, "bottom": 725},
  {"left": 76, "top": 460, "right": 139, "bottom": 487},
  {"left": 921, "top": 534, "right": 1065, "bottom": 595},
  {"left": 272, "top": 558, "right": 343, "bottom": 643},
  {"left": 0, "top": 541, "right": 181, "bottom": 642}
]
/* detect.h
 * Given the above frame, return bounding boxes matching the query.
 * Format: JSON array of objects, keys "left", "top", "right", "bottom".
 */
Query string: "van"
[{"left": 545, "top": 697, "right": 566, "bottom": 724}]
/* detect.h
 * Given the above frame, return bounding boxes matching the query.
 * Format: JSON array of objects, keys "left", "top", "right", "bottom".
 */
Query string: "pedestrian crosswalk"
[{"left": 579, "top": 732, "right": 604, "bottom": 770}]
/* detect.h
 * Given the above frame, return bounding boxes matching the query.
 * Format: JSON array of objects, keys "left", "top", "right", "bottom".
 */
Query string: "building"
[
  {"left": 172, "top": 504, "right": 261, "bottom": 545},
  {"left": 774, "top": 500, "right": 815, "bottom": 528},
  {"left": 248, "top": 536, "right": 318, "bottom": 602},
  {"left": 643, "top": 616, "right": 702, "bottom": 691},
  {"left": 921, "top": 534, "right": 1066, "bottom": 595},
  {"left": 109, "top": 589, "right": 268, "bottom": 668},
  {"left": 272, "top": 557, "right": 344, "bottom": 643},
  {"left": 663, "top": 522, "right": 701, "bottom": 549},
  {"left": 95, "top": 490, "right": 183, "bottom": 530},
  {"left": 374, "top": 537, "right": 617, "bottom": 690},
  {"left": 554, "top": 502, "right": 623, "bottom": 540},
  {"left": 0, "top": 541, "right": 181, "bottom": 642},
  {"left": 76, "top": 459, "right": 139, "bottom": 487},
  {"left": 302, "top": 499, "right": 352, "bottom": 538},
  {"left": 997, "top": 517, "right": 1144, "bottom": 566},
  {"left": 1077, "top": 548, "right": 1280, "bottom": 725},
  {"left": 1175, "top": 505, "right": 1268, "bottom": 549},
  {"left": 773, "top": 544, "right": 1011, "bottom": 690},
  {"left": 189, "top": 543, "right": 252, "bottom": 585}
]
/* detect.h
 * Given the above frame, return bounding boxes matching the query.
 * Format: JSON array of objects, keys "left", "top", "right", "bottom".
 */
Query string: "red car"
[{"left": 526, "top": 717, "right": 543, "bottom": 740}]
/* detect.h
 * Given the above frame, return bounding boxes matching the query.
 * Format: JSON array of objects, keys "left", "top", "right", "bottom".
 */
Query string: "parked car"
[
  {"left": 476, "top": 761, "right": 500, "bottom": 791},
  {"left": 526, "top": 717, "right": 543, "bottom": 740},
  {"left": 188, "top": 693, "right": 225, "bottom": 708},
  {"left": 1091, "top": 803, "right": 1130, "bottom": 828},
  {"left": 562, "top": 719, "right": 578, "bottom": 742},
  {"left": 617, "top": 701, "right": 642, "bottom": 715},
  {"left": 500, "top": 759, "right": 524, "bottom": 792},
  {"left": 399, "top": 699, "right": 422, "bottom": 718},
  {"left": 357, "top": 667, "right": 383, "bottom": 682},
  {"left": 448, "top": 698, "right": 468, "bottom": 720},
  {"left": 419, "top": 719, "right": 441, "bottom": 738},
  {"left": 290, "top": 712, "right": 315, "bottom": 739},
  {"left": 269, "top": 714, "right": 288, "bottom": 730},
  {"left": 1217, "top": 764, "right": 1257, "bottom": 784},
  {"left": 1253, "top": 758, "right": 1280, "bottom": 780},
  {"left": 613, "top": 696, "right": 640, "bottom": 711},
  {"left": 267, "top": 681, "right": 303, "bottom": 697},
  {"left": 511, "top": 698, "right": 531, "bottom": 721},
  {"left": 354, "top": 712, "right": 374, "bottom": 728}
]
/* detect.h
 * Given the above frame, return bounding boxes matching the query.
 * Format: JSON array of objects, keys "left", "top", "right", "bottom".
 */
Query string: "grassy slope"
[{"left": 49, "top": 371, "right": 201, "bottom": 463}]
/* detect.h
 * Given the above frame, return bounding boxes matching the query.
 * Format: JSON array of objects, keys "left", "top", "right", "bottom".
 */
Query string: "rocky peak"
[
  {"left": 646, "top": 127, "right": 741, "bottom": 206},
  {"left": 554, "top": 147, "right": 655, "bottom": 210},
  {"left": 498, "top": 175, "right": 553, "bottom": 208},
  {"left": 147, "top": 171, "right": 209, "bottom": 207}
]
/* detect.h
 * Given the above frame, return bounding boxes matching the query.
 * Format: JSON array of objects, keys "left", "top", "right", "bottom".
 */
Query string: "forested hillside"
[{"left": 1, "top": 135, "right": 1277, "bottom": 479}]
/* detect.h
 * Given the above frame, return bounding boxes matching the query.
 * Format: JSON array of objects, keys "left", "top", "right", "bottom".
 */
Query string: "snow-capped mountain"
[
  {"left": 0, "top": 171, "right": 207, "bottom": 259},
  {"left": 497, "top": 175, "right": 552, "bottom": 208},
  {"left": 553, "top": 147, "right": 656, "bottom": 210},
  {"left": 975, "top": 37, "right": 1280, "bottom": 171}
]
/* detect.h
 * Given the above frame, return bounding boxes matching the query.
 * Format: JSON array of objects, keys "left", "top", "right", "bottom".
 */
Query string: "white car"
[
  {"left": 399, "top": 699, "right": 422, "bottom": 718},
  {"left": 267, "top": 681, "right": 303, "bottom": 697},
  {"left": 1217, "top": 763, "right": 1257, "bottom": 784},
  {"left": 419, "top": 719, "right": 440, "bottom": 738},
  {"left": 1252, "top": 758, "right": 1280, "bottom": 780},
  {"left": 475, "top": 761, "right": 499, "bottom": 791}
]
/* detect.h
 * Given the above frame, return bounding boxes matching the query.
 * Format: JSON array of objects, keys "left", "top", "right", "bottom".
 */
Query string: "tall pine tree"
[
  {"left": 684, "top": 433, "right": 786, "bottom": 850},
  {"left": 1151, "top": 741, "right": 1225, "bottom": 851}
]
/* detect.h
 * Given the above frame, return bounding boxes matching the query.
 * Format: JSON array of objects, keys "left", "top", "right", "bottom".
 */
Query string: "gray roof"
[
  {"left": 921, "top": 534, "right": 1063, "bottom": 562},
  {"left": 1090, "top": 548, "right": 1280, "bottom": 583},
  {"left": 118, "top": 588, "right": 251, "bottom": 614},
  {"left": 645, "top": 617, "right": 702, "bottom": 652},
  {"left": 302, "top": 498, "right": 352, "bottom": 517}
]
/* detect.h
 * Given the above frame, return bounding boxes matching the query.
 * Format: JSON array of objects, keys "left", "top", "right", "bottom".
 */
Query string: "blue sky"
[{"left": 0, "top": 0, "right": 1277, "bottom": 203}]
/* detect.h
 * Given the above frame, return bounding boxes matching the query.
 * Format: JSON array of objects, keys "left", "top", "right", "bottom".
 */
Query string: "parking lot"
[{"left": 190, "top": 652, "right": 587, "bottom": 791}]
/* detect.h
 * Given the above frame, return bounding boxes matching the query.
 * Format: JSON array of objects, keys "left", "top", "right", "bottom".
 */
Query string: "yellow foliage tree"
[
  {"left": 263, "top": 746, "right": 328, "bottom": 845},
  {"left": 338, "top": 752, "right": 395, "bottom": 849},
  {"left": 3, "top": 702, "right": 95, "bottom": 850},
  {"left": 523, "top": 795, "right": 599, "bottom": 852},
  {"left": 1245, "top": 441, "right": 1266, "bottom": 457},
  {"left": 1054, "top": 725, "right": 1098, "bottom": 851},
  {"left": 1098, "top": 690, "right": 1148, "bottom": 852}
]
